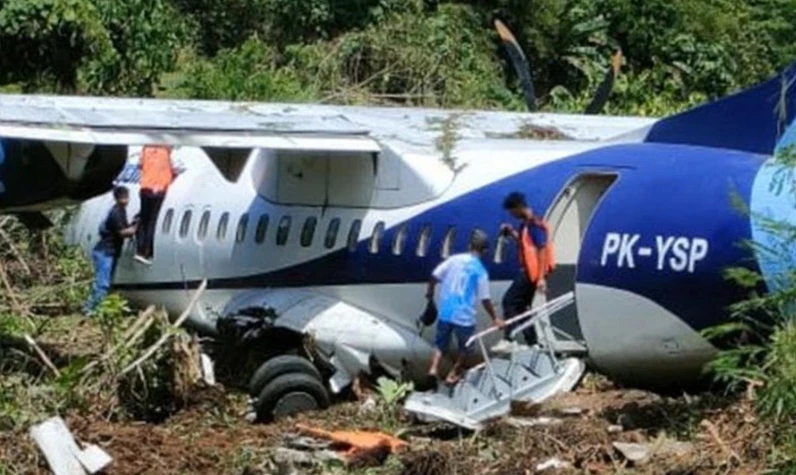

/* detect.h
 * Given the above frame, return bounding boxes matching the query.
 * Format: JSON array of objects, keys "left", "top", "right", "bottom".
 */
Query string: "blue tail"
[{"left": 644, "top": 61, "right": 796, "bottom": 156}]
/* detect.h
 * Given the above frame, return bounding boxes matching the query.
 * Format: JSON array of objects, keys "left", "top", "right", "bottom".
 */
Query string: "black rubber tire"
[
  {"left": 254, "top": 372, "right": 330, "bottom": 423},
  {"left": 248, "top": 354, "right": 322, "bottom": 397}
]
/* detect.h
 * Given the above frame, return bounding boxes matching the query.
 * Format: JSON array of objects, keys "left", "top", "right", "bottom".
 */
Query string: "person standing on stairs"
[
  {"left": 425, "top": 230, "right": 505, "bottom": 385},
  {"left": 497, "top": 191, "right": 555, "bottom": 349},
  {"left": 134, "top": 144, "right": 184, "bottom": 265}
]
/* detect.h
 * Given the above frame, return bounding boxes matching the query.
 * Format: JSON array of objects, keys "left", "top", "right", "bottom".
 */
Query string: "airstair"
[{"left": 404, "top": 291, "right": 587, "bottom": 430}]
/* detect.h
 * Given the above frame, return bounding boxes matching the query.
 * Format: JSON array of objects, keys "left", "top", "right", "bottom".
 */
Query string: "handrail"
[
  {"left": 465, "top": 291, "right": 575, "bottom": 348},
  {"left": 509, "top": 294, "right": 574, "bottom": 340}
]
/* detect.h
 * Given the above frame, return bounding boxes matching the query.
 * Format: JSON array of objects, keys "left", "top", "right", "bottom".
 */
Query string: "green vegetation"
[
  {"left": 706, "top": 147, "right": 796, "bottom": 470},
  {"left": 1, "top": 1, "right": 796, "bottom": 472},
  {"left": 1, "top": 0, "right": 794, "bottom": 115}
]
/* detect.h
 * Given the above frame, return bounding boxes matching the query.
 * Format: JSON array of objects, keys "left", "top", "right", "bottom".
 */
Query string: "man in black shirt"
[{"left": 82, "top": 186, "right": 137, "bottom": 315}]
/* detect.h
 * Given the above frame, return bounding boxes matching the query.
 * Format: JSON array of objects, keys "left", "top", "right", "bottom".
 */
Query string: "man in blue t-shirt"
[{"left": 425, "top": 230, "right": 505, "bottom": 384}]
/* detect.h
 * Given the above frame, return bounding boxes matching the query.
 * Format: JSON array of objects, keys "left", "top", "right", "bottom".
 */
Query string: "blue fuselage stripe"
[{"left": 115, "top": 143, "right": 767, "bottom": 333}]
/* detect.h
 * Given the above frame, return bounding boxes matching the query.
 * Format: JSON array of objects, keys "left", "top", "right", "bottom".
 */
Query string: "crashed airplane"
[{"left": 0, "top": 21, "right": 793, "bottom": 426}]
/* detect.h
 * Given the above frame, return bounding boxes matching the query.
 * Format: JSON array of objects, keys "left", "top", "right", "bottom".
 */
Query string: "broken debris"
[
  {"left": 29, "top": 417, "right": 112, "bottom": 475},
  {"left": 294, "top": 423, "right": 407, "bottom": 467},
  {"left": 536, "top": 457, "right": 573, "bottom": 472},
  {"left": 613, "top": 439, "right": 695, "bottom": 465}
]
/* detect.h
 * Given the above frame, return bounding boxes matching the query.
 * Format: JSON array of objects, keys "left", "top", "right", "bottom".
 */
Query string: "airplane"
[{"left": 0, "top": 22, "right": 793, "bottom": 424}]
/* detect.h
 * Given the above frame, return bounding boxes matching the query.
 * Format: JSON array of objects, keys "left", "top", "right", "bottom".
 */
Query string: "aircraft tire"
[
  {"left": 248, "top": 354, "right": 322, "bottom": 397},
  {"left": 254, "top": 372, "right": 330, "bottom": 423}
]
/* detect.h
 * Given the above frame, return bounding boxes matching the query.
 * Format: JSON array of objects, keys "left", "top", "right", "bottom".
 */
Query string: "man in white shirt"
[{"left": 425, "top": 230, "right": 505, "bottom": 385}]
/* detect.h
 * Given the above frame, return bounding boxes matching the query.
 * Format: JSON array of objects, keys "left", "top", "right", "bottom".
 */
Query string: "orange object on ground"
[{"left": 295, "top": 423, "right": 407, "bottom": 462}]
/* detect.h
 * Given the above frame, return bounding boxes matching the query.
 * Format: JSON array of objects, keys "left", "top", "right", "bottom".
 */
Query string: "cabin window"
[
  {"left": 217, "top": 212, "right": 230, "bottom": 241},
  {"left": 276, "top": 216, "right": 292, "bottom": 246},
  {"left": 178, "top": 210, "right": 192, "bottom": 239},
  {"left": 369, "top": 221, "right": 385, "bottom": 254},
  {"left": 162, "top": 209, "right": 174, "bottom": 234},
  {"left": 416, "top": 223, "right": 432, "bottom": 257},
  {"left": 255, "top": 214, "right": 269, "bottom": 244},
  {"left": 236, "top": 214, "right": 249, "bottom": 243},
  {"left": 494, "top": 232, "right": 508, "bottom": 264},
  {"left": 197, "top": 211, "right": 211, "bottom": 240},
  {"left": 392, "top": 224, "right": 408, "bottom": 255},
  {"left": 325, "top": 218, "right": 341, "bottom": 249},
  {"left": 441, "top": 226, "right": 456, "bottom": 258},
  {"left": 347, "top": 219, "right": 362, "bottom": 252},
  {"left": 301, "top": 217, "right": 317, "bottom": 247}
]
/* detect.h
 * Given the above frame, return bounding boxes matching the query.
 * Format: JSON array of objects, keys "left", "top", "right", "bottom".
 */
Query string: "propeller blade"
[
  {"left": 585, "top": 49, "right": 623, "bottom": 115},
  {"left": 494, "top": 19, "right": 536, "bottom": 112}
]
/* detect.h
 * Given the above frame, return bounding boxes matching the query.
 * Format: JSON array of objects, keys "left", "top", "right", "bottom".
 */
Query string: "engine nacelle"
[{"left": 222, "top": 289, "right": 435, "bottom": 393}]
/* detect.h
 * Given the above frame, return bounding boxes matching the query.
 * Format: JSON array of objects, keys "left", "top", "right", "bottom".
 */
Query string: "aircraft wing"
[{"left": 0, "top": 95, "right": 381, "bottom": 153}]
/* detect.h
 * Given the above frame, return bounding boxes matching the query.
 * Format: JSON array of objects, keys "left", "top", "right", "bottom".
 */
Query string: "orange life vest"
[
  {"left": 139, "top": 145, "right": 174, "bottom": 193},
  {"left": 519, "top": 218, "right": 555, "bottom": 283}
]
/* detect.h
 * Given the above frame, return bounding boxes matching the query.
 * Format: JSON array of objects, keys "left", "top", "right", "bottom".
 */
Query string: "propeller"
[
  {"left": 585, "top": 49, "right": 623, "bottom": 115},
  {"left": 494, "top": 19, "right": 622, "bottom": 115},
  {"left": 495, "top": 19, "right": 536, "bottom": 112}
]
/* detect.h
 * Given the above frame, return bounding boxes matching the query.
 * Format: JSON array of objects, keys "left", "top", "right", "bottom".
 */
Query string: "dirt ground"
[
  {"left": 0, "top": 314, "right": 775, "bottom": 474},
  {"left": 0, "top": 372, "right": 773, "bottom": 475}
]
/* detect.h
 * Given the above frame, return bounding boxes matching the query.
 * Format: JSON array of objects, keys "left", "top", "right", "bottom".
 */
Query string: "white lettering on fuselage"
[{"left": 600, "top": 232, "right": 709, "bottom": 273}]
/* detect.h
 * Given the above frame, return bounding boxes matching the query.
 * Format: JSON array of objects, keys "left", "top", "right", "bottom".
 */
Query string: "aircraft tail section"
[{"left": 640, "top": 60, "right": 796, "bottom": 156}]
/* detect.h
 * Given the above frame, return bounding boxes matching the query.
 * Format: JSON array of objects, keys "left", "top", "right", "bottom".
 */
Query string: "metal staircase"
[{"left": 404, "top": 292, "right": 587, "bottom": 430}]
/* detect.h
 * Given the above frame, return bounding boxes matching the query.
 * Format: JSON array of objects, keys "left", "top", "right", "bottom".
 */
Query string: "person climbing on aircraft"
[
  {"left": 497, "top": 191, "right": 555, "bottom": 348},
  {"left": 134, "top": 144, "right": 185, "bottom": 265},
  {"left": 83, "top": 186, "right": 138, "bottom": 315},
  {"left": 425, "top": 230, "right": 505, "bottom": 385}
]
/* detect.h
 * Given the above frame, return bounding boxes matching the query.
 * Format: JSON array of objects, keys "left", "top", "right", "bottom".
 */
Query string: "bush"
[{"left": 706, "top": 147, "right": 796, "bottom": 466}]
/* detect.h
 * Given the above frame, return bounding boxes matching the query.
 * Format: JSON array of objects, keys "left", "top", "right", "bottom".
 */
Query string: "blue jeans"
[{"left": 83, "top": 250, "right": 115, "bottom": 314}]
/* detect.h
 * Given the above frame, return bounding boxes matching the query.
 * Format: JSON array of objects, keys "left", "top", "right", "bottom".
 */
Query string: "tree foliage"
[{"left": 0, "top": 0, "right": 794, "bottom": 113}]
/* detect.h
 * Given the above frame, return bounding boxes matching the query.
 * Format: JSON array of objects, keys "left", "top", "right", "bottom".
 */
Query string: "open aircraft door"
[{"left": 542, "top": 172, "right": 619, "bottom": 340}]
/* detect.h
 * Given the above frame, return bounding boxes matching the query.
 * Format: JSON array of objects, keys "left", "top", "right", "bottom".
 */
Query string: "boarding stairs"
[{"left": 404, "top": 291, "right": 587, "bottom": 430}]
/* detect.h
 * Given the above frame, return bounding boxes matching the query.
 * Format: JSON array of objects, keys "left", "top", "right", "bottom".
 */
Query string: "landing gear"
[
  {"left": 248, "top": 354, "right": 323, "bottom": 397},
  {"left": 254, "top": 372, "right": 330, "bottom": 422},
  {"left": 249, "top": 355, "right": 330, "bottom": 423}
]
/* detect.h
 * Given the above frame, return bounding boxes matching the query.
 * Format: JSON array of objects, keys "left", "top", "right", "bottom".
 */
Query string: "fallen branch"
[
  {"left": 24, "top": 334, "right": 61, "bottom": 377},
  {"left": 80, "top": 306, "right": 157, "bottom": 377},
  {"left": 0, "top": 227, "right": 32, "bottom": 277},
  {"left": 0, "top": 259, "right": 26, "bottom": 316},
  {"left": 119, "top": 279, "right": 207, "bottom": 377}
]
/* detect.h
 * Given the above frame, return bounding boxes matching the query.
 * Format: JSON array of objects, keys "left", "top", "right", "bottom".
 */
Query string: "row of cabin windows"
[{"left": 160, "top": 209, "right": 509, "bottom": 262}]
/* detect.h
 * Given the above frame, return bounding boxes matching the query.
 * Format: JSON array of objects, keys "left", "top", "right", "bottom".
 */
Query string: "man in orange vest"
[
  {"left": 134, "top": 144, "right": 183, "bottom": 265},
  {"left": 499, "top": 192, "right": 555, "bottom": 346}
]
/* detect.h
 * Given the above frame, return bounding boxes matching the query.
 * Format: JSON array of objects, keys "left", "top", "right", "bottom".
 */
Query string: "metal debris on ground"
[
  {"left": 29, "top": 416, "right": 113, "bottom": 475},
  {"left": 504, "top": 416, "right": 562, "bottom": 428},
  {"left": 535, "top": 457, "right": 573, "bottom": 472},
  {"left": 613, "top": 439, "right": 695, "bottom": 466}
]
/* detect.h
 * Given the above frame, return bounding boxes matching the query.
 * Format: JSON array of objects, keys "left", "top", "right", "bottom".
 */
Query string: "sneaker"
[
  {"left": 490, "top": 339, "right": 523, "bottom": 355},
  {"left": 134, "top": 254, "right": 153, "bottom": 265}
]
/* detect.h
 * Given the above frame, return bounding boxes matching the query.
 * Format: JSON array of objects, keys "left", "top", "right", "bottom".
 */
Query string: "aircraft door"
[{"left": 543, "top": 173, "right": 618, "bottom": 339}]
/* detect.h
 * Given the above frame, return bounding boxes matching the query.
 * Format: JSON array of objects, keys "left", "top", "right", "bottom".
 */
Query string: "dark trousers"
[
  {"left": 502, "top": 270, "right": 538, "bottom": 344},
  {"left": 137, "top": 189, "right": 165, "bottom": 258}
]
